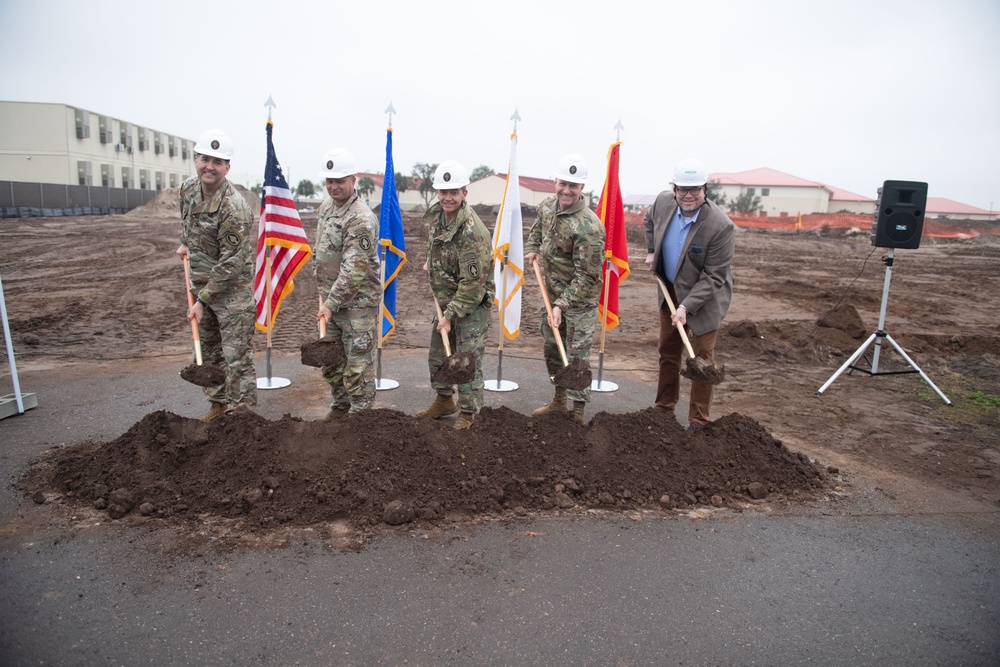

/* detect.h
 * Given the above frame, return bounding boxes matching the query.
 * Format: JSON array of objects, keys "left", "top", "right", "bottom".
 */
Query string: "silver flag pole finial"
[
  {"left": 385, "top": 101, "right": 397, "bottom": 128},
  {"left": 265, "top": 95, "right": 276, "bottom": 121},
  {"left": 614, "top": 118, "right": 624, "bottom": 142},
  {"left": 510, "top": 108, "right": 522, "bottom": 133}
]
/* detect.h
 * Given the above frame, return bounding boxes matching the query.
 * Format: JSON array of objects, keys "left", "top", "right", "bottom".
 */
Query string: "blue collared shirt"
[{"left": 662, "top": 206, "right": 700, "bottom": 282}]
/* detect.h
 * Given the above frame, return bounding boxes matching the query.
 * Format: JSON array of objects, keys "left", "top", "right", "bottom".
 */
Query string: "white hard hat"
[
  {"left": 672, "top": 158, "right": 708, "bottom": 187},
  {"left": 319, "top": 148, "right": 359, "bottom": 179},
  {"left": 433, "top": 160, "right": 470, "bottom": 189},
  {"left": 554, "top": 153, "right": 588, "bottom": 184},
  {"left": 194, "top": 129, "right": 234, "bottom": 160}
]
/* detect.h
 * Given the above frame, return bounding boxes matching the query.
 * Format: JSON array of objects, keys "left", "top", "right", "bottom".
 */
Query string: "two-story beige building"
[{"left": 0, "top": 100, "right": 194, "bottom": 191}]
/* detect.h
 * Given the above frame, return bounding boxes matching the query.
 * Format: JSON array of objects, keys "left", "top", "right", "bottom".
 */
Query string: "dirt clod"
[
  {"left": 433, "top": 351, "right": 476, "bottom": 385},
  {"left": 179, "top": 363, "right": 225, "bottom": 387},
  {"left": 553, "top": 358, "right": 592, "bottom": 390},
  {"left": 681, "top": 357, "right": 726, "bottom": 384},
  {"left": 300, "top": 339, "right": 346, "bottom": 368}
]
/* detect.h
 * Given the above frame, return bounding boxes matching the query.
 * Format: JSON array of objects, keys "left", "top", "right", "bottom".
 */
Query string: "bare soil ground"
[{"left": 4, "top": 190, "right": 999, "bottom": 546}]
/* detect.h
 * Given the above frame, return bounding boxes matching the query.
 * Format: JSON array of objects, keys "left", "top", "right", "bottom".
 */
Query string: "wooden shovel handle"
[
  {"left": 318, "top": 296, "right": 327, "bottom": 339},
  {"left": 182, "top": 256, "right": 204, "bottom": 366},
  {"left": 532, "top": 259, "right": 569, "bottom": 367},
  {"left": 656, "top": 276, "right": 696, "bottom": 359},
  {"left": 432, "top": 296, "right": 452, "bottom": 357}
]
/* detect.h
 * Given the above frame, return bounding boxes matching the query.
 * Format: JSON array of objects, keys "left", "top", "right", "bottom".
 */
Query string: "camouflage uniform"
[
  {"left": 314, "top": 192, "right": 381, "bottom": 412},
  {"left": 179, "top": 176, "right": 257, "bottom": 412},
  {"left": 525, "top": 195, "right": 605, "bottom": 403},
  {"left": 424, "top": 200, "right": 495, "bottom": 414}
]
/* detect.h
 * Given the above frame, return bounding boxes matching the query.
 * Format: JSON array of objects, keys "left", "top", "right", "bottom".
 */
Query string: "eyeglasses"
[{"left": 674, "top": 186, "right": 703, "bottom": 195}]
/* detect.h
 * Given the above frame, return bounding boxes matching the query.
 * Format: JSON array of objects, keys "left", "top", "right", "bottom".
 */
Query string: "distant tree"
[
  {"left": 706, "top": 179, "right": 727, "bottom": 208},
  {"left": 251, "top": 183, "right": 263, "bottom": 196},
  {"left": 357, "top": 176, "right": 376, "bottom": 202},
  {"left": 296, "top": 179, "right": 315, "bottom": 198},
  {"left": 412, "top": 162, "right": 439, "bottom": 208},
  {"left": 470, "top": 165, "right": 495, "bottom": 181},
  {"left": 395, "top": 173, "right": 412, "bottom": 193},
  {"left": 728, "top": 190, "right": 762, "bottom": 215}
]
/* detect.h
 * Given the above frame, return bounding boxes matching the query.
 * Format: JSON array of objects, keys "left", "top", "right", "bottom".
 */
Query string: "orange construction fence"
[{"left": 623, "top": 210, "right": 998, "bottom": 239}]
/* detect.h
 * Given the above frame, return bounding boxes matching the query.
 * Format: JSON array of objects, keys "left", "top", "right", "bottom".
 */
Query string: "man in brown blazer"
[{"left": 643, "top": 158, "right": 735, "bottom": 430}]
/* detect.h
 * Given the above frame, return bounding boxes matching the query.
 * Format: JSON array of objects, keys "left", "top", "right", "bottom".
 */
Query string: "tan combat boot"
[
  {"left": 572, "top": 401, "right": 587, "bottom": 426},
  {"left": 321, "top": 406, "right": 350, "bottom": 422},
  {"left": 454, "top": 412, "right": 475, "bottom": 430},
  {"left": 417, "top": 394, "right": 458, "bottom": 419},
  {"left": 199, "top": 403, "right": 227, "bottom": 423},
  {"left": 532, "top": 386, "right": 568, "bottom": 415}
]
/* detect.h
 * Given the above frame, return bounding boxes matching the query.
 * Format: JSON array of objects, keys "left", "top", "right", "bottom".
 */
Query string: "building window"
[
  {"left": 120, "top": 123, "right": 134, "bottom": 152},
  {"left": 156, "top": 171, "right": 165, "bottom": 191},
  {"left": 77, "top": 161, "right": 93, "bottom": 186},
  {"left": 168, "top": 136, "right": 177, "bottom": 158},
  {"left": 121, "top": 167, "right": 132, "bottom": 189},
  {"left": 139, "top": 169, "right": 150, "bottom": 190},
  {"left": 761, "top": 188, "right": 770, "bottom": 196},
  {"left": 99, "top": 116, "right": 115, "bottom": 144},
  {"left": 155, "top": 133, "right": 164, "bottom": 155},
  {"left": 182, "top": 140, "right": 190, "bottom": 160},
  {"left": 747, "top": 187, "right": 755, "bottom": 196},
  {"left": 74, "top": 108, "right": 91, "bottom": 139},
  {"left": 101, "top": 164, "right": 113, "bottom": 187},
  {"left": 169, "top": 173, "right": 178, "bottom": 188}
]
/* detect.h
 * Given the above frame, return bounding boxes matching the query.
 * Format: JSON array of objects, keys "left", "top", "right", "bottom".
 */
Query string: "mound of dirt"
[{"left": 20, "top": 408, "right": 833, "bottom": 536}]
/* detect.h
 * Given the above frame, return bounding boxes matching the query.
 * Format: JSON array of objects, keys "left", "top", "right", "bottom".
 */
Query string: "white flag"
[{"left": 492, "top": 133, "right": 524, "bottom": 339}]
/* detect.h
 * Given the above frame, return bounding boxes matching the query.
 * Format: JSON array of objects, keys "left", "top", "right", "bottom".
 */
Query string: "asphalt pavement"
[{"left": 1, "top": 349, "right": 998, "bottom": 666}]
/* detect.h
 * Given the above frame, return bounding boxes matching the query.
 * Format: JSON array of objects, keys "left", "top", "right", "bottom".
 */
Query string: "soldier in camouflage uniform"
[
  {"left": 313, "top": 148, "right": 381, "bottom": 420},
  {"left": 176, "top": 129, "right": 257, "bottom": 422},
  {"left": 417, "top": 160, "right": 495, "bottom": 430},
  {"left": 524, "top": 153, "right": 605, "bottom": 425}
]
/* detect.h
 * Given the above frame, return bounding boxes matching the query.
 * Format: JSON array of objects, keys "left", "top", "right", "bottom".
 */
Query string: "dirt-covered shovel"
[
  {"left": 531, "top": 260, "right": 592, "bottom": 391},
  {"left": 655, "top": 276, "right": 725, "bottom": 385},
  {"left": 431, "top": 297, "right": 475, "bottom": 385},
  {"left": 300, "top": 296, "right": 346, "bottom": 368},
  {"left": 179, "top": 256, "right": 225, "bottom": 388}
]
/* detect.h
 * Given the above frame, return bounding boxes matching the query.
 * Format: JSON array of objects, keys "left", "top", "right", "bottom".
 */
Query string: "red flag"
[
  {"left": 597, "top": 141, "right": 629, "bottom": 329},
  {"left": 254, "top": 120, "right": 312, "bottom": 331}
]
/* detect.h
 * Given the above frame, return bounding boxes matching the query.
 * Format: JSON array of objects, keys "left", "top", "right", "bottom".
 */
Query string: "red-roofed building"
[
  {"left": 925, "top": 198, "right": 998, "bottom": 221},
  {"left": 710, "top": 167, "right": 836, "bottom": 217},
  {"left": 465, "top": 173, "right": 557, "bottom": 207}
]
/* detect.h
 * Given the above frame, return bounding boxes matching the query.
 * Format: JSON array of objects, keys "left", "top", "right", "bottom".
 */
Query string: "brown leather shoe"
[
  {"left": 453, "top": 412, "right": 475, "bottom": 430},
  {"left": 199, "top": 403, "right": 226, "bottom": 423},
  {"left": 532, "top": 387, "right": 568, "bottom": 416},
  {"left": 417, "top": 394, "right": 458, "bottom": 419},
  {"left": 321, "top": 407, "right": 350, "bottom": 422}
]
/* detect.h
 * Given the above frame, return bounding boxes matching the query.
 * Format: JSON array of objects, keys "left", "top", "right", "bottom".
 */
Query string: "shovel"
[
  {"left": 179, "top": 256, "right": 225, "bottom": 388},
  {"left": 300, "top": 296, "right": 346, "bottom": 368},
  {"left": 431, "top": 296, "right": 476, "bottom": 385},
  {"left": 655, "top": 276, "right": 725, "bottom": 385},
  {"left": 531, "top": 260, "right": 592, "bottom": 391}
]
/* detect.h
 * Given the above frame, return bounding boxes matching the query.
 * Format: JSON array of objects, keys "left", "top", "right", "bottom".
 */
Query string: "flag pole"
[
  {"left": 256, "top": 94, "right": 292, "bottom": 389},
  {"left": 376, "top": 102, "right": 400, "bottom": 390},
  {"left": 485, "top": 109, "right": 522, "bottom": 392},
  {"left": 592, "top": 119, "right": 626, "bottom": 393}
]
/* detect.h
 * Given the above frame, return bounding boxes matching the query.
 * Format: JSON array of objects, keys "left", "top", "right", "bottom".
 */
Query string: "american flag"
[{"left": 254, "top": 120, "right": 312, "bottom": 331}]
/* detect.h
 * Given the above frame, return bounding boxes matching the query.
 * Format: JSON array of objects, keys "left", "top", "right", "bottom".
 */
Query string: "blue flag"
[{"left": 378, "top": 128, "right": 406, "bottom": 340}]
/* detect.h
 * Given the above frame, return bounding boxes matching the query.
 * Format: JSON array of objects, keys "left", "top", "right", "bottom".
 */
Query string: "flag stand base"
[
  {"left": 257, "top": 376, "right": 291, "bottom": 390},
  {"left": 485, "top": 379, "right": 518, "bottom": 392},
  {"left": 590, "top": 379, "right": 618, "bottom": 392},
  {"left": 376, "top": 378, "right": 399, "bottom": 391}
]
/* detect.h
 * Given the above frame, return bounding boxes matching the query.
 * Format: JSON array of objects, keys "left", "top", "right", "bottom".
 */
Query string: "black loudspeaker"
[{"left": 871, "top": 180, "right": 928, "bottom": 249}]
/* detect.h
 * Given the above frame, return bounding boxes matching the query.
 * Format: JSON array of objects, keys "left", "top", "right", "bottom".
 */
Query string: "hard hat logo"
[
  {"left": 210, "top": 140, "right": 220, "bottom": 150},
  {"left": 319, "top": 149, "right": 358, "bottom": 178},
  {"left": 433, "top": 161, "right": 470, "bottom": 189},
  {"left": 569, "top": 165, "right": 578, "bottom": 175}
]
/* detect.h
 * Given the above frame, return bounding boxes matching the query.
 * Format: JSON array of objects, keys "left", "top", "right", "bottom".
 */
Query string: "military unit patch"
[
  {"left": 359, "top": 236, "right": 372, "bottom": 251},
  {"left": 468, "top": 262, "right": 480, "bottom": 278}
]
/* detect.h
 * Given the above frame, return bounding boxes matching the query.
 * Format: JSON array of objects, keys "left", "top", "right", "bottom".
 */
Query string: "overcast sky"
[{"left": 2, "top": 0, "right": 998, "bottom": 210}]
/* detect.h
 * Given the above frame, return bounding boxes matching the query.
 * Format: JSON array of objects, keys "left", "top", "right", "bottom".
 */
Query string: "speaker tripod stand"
[{"left": 817, "top": 248, "right": 952, "bottom": 405}]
